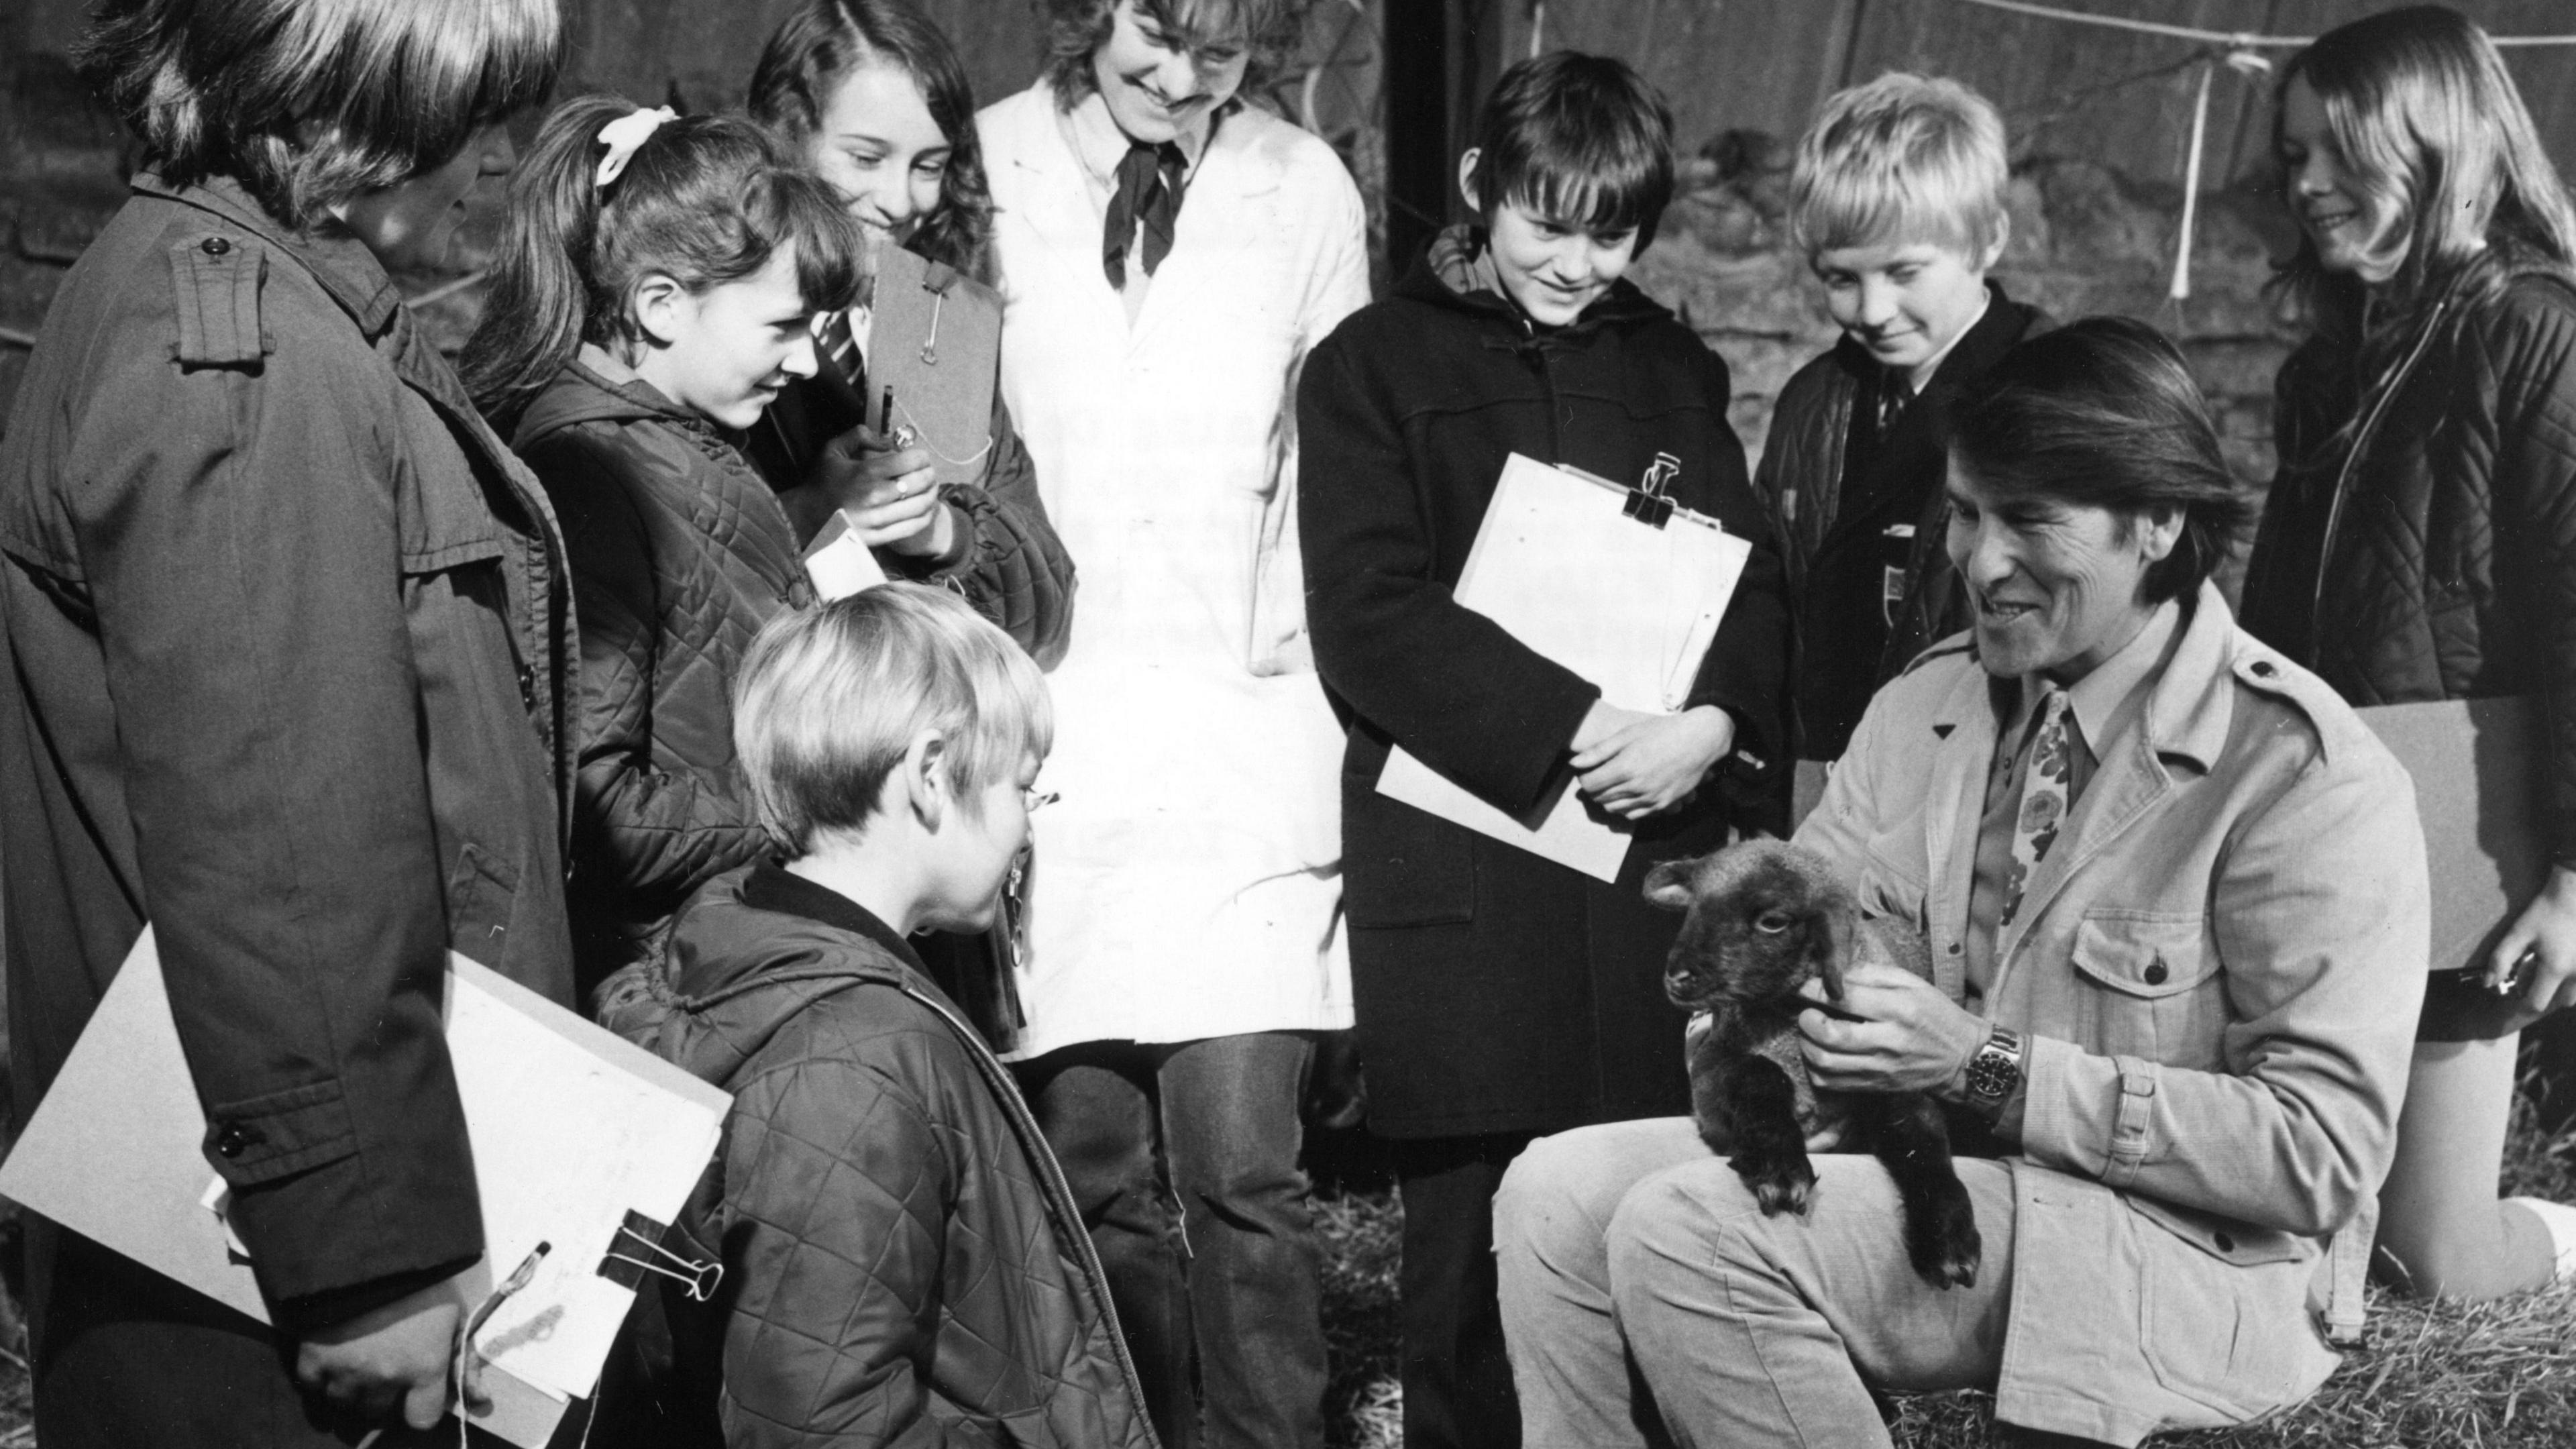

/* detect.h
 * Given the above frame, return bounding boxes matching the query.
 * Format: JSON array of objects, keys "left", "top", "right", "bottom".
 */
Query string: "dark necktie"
[
  {"left": 1103, "top": 140, "right": 1187, "bottom": 289},
  {"left": 819, "top": 309, "right": 863, "bottom": 388}
]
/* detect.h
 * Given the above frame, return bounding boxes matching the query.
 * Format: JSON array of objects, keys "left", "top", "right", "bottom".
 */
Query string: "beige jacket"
[{"left": 1796, "top": 582, "right": 2428, "bottom": 1446}]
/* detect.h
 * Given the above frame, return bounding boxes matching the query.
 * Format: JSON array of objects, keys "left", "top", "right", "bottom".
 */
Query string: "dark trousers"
[
  {"left": 1016, "top": 1032, "right": 1326, "bottom": 1449},
  {"left": 28, "top": 1220, "right": 458, "bottom": 1448},
  {"left": 1392, "top": 1132, "right": 1536, "bottom": 1449}
]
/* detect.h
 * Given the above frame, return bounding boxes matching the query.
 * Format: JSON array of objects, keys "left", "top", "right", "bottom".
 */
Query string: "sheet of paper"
[
  {"left": 1377, "top": 453, "right": 1751, "bottom": 883},
  {"left": 0, "top": 930, "right": 729, "bottom": 1444},
  {"left": 804, "top": 515, "right": 888, "bottom": 600}
]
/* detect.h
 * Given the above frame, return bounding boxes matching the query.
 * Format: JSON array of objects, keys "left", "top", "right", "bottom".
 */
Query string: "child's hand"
[
  {"left": 1569, "top": 702, "right": 1734, "bottom": 819},
  {"left": 2486, "top": 863, "right": 2576, "bottom": 1028},
  {"left": 816, "top": 426, "right": 955, "bottom": 557}
]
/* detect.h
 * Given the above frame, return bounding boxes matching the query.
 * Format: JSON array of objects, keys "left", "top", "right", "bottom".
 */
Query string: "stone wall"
[
  {"left": 0, "top": 44, "right": 127, "bottom": 426},
  {"left": 2, "top": 1, "right": 2302, "bottom": 503}
]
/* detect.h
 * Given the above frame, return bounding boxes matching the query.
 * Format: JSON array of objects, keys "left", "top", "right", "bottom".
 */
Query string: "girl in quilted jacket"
[
  {"left": 602, "top": 586, "right": 1152, "bottom": 1448},
  {"left": 2237, "top": 4, "right": 2576, "bottom": 1300},
  {"left": 458, "top": 97, "right": 883, "bottom": 991}
]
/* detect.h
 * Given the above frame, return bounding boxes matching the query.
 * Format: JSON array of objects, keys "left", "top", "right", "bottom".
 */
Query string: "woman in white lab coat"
[{"left": 977, "top": 1, "right": 1368, "bottom": 1443}]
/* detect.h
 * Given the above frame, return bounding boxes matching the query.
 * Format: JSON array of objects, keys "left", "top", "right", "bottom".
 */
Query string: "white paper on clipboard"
[
  {"left": 0, "top": 928, "right": 731, "bottom": 1447},
  {"left": 1376, "top": 453, "right": 1752, "bottom": 882}
]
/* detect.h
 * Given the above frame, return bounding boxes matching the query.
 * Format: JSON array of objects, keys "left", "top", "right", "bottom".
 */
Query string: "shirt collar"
[
  {"left": 133, "top": 173, "right": 404, "bottom": 339},
  {"left": 1900, "top": 289, "right": 1993, "bottom": 396},
  {"left": 2011, "top": 596, "right": 2184, "bottom": 753},
  {"left": 1064, "top": 85, "right": 1217, "bottom": 189}
]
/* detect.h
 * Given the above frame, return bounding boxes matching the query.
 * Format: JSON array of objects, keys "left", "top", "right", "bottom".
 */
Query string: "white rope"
[
  {"left": 1949, "top": 0, "right": 2576, "bottom": 48},
  {"left": 1529, "top": 0, "right": 1548, "bottom": 60},
  {"left": 2170, "top": 55, "right": 2214, "bottom": 301},
  {"left": 1945, "top": 0, "right": 2576, "bottom": 302}
]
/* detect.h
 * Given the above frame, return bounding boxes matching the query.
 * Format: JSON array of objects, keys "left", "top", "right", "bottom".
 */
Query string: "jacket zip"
[
  {"left": 679, "top": 964, "right": 1161, "bottom": 1446},
  {"left": 2309, "top": 292, "right": 2454, "bottom": 637},
  {"left": 896, "top": 981, "right": 1164, "bottom": 1448}
]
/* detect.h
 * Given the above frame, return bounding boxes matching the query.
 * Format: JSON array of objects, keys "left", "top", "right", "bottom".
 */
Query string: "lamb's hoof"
[
  {"left": 1908, "top": 1212, "right": 1982, "bottom": 1289},
  {"left": 1746, "top": 1163, "right": 1815, "bottom": 1218}
]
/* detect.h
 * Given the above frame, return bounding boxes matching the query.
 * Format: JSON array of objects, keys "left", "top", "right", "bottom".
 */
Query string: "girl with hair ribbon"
[{"left": 460, "top": 97, "right": 872, "bottom": 991}]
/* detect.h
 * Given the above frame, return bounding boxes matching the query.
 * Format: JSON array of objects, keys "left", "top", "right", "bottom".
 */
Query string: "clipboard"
[
  {"left": 865, "top": 244, "right": 1000, "bottom": 486},
  {"left": 2358, "top": 696, "right": 2548, "bottom": 975},
  {"left": 0, "top": 929, "right": 731, "bottom": 1448},
  {"left": 1376, "top": 452, "right": 1753, "bottom": 882}
]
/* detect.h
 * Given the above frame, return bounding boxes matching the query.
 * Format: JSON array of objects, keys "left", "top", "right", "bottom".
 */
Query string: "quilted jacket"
[
  {"left": 515, "top": 364, "right": 814, "bottom": 988},
  {"left": 1750, "top": 284, "right": 2044, "bottom": 760},
  {"left": 600, "top": 863, "right": 1157, "bottom": 1449},
  {"left": 516, "top": 364, "right": 1055, "bottom": 989},
  {"left": 2239, "top": 262, "right": 2576, "bottom": 867}
]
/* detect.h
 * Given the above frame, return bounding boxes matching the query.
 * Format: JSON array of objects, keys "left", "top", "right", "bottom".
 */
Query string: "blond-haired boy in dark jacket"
[{"left": 601, "top": 585, "right": 1149, "bottom": 1448}]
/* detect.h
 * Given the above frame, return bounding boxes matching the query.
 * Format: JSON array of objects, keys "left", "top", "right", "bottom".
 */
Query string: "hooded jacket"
[
  {"left": 1296, "top": 227, "right": 1790, "bottom": 1135},
  {"left": 2240, "top": 262, "right": 2576, "bottom": 869},
  {"left": 600, "top": 863, "right": 1156, "bottom": 1448}
]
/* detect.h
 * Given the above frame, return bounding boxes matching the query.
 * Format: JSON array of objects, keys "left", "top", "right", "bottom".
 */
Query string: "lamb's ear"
[
  {"left": 1643, "top": 858, "right": 1697, "bottom": 912},
  {"left": 1811, "top": 896, "right": 1855, "bottom": 1002}
]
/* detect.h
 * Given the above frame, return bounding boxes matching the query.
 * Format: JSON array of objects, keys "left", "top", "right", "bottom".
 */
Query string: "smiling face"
[
  {"left": 1945, "top": 458, "right": 2179, "bottom": 686},
  {"left": 1812, "top": 236, "right": 1998, "bottom": 388},
  {"left": 1092, "top": 1, "right": 1248, "bottom": 146},
  {"left": 631, "top": 246, "right": 820, "bottom": 430},
  {"left": 1470, "top": 180, "right": 1640, "bottom": 326},
  {"left": 805, "top": 59, "right": 950, "bottom": 248},
  {"left": 2278, "top": 74, "right": 2409, "bottom": 283},
  {"left": 335, "top": 122, "right": 515, "bottom": 272}
]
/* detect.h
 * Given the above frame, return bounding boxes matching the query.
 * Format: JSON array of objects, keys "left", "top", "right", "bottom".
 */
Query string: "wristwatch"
[{"left": 1962, "top": 1026, "right": 2025, "bottom": 1113}]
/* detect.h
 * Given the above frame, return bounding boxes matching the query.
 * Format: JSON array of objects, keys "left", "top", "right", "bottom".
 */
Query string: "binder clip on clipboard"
[
  {"left": 1375, "top": 451, "right": 1754, "bottom": 883},
  {"left": 1621, "top": 451, "right": 1684, "bottom": 528}
]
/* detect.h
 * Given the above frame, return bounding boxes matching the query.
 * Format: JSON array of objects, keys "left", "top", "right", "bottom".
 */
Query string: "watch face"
[{"left": 1967, "top": 1049, "right": 2017, "bottom": 1101}]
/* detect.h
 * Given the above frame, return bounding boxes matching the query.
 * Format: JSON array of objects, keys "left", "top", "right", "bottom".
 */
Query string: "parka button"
[
  {"left": 2214, "top": 1232, "right": 2237, "bottom": 1253},
  {"left": 201, "top": 236, "right": 231, "bottom": 256},
  {"left": 2144, "top": 957, "right": 2169, "bottom": 986},
  {"left": 213, "top": 1122, "right": 258, "bottom": 1158},
  {"left": 2250, "top": 661, "right": 2276, "bottom": 678}
]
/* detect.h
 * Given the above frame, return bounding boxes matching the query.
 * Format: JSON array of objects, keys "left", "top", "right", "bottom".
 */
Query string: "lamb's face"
[{"left": 1644, "top": 841, "right": 1853, "bottom": 1011}]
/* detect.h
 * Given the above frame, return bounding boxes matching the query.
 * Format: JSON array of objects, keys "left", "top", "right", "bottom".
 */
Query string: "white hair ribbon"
[{"left": 594, "top": 106, "right": 677, "bottom": 190}]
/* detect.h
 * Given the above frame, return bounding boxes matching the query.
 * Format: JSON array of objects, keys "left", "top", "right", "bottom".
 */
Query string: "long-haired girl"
[
  {"left": 461, "top": 96, "right": 868, "bottom": 988},
  {"left": 2239, "top": 3, "right": 2576, "bottom": 1300},
  {"left": 742, "top": 0, "right": 1075, "bottom": 668}
]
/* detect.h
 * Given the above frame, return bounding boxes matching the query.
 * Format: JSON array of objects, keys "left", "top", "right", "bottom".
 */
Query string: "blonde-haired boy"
[
  {"left": 600, "top": 584, "right": 1153, "bottom": 1447},
  {"left": 1760, "top": 71, "right": 2043, "bottom": 762}
]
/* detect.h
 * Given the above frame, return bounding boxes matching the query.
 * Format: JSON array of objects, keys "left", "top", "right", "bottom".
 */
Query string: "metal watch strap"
[{"left": 1964, "top": 1025, "right": 2025, "bottom": 1109}]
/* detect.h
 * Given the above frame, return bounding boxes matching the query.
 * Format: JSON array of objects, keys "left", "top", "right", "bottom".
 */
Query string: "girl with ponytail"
[{"left": 459, "top": 97, "right": 873, "bottom": 987}]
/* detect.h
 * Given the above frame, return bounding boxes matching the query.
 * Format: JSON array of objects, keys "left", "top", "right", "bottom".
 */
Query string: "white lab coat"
[{"left": 979, "top": 83, "right": 1371, "bottom": 1055}]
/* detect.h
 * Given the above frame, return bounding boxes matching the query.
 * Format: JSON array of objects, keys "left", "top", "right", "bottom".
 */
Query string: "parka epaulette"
[
  {"left": 2228, "top": 635, "right": 2377, "bottom": 765},
  {"left": 168, "top": 232, "right": 268, "bottom": 368}
]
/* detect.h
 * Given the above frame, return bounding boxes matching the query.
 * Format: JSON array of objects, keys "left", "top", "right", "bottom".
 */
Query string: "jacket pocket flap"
[
  {"left": 394, "top": 430, "right": 506, "bottom": 574},
  {"left": 203, "top": 1078, "right": 360, "bottom": 1186},
  {"left": 2129, "top": 1194, "right": 2314, "bottom": 1267},
  {"left": 2071, "top": 914, "right": 2212, "bottom": 999}
]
